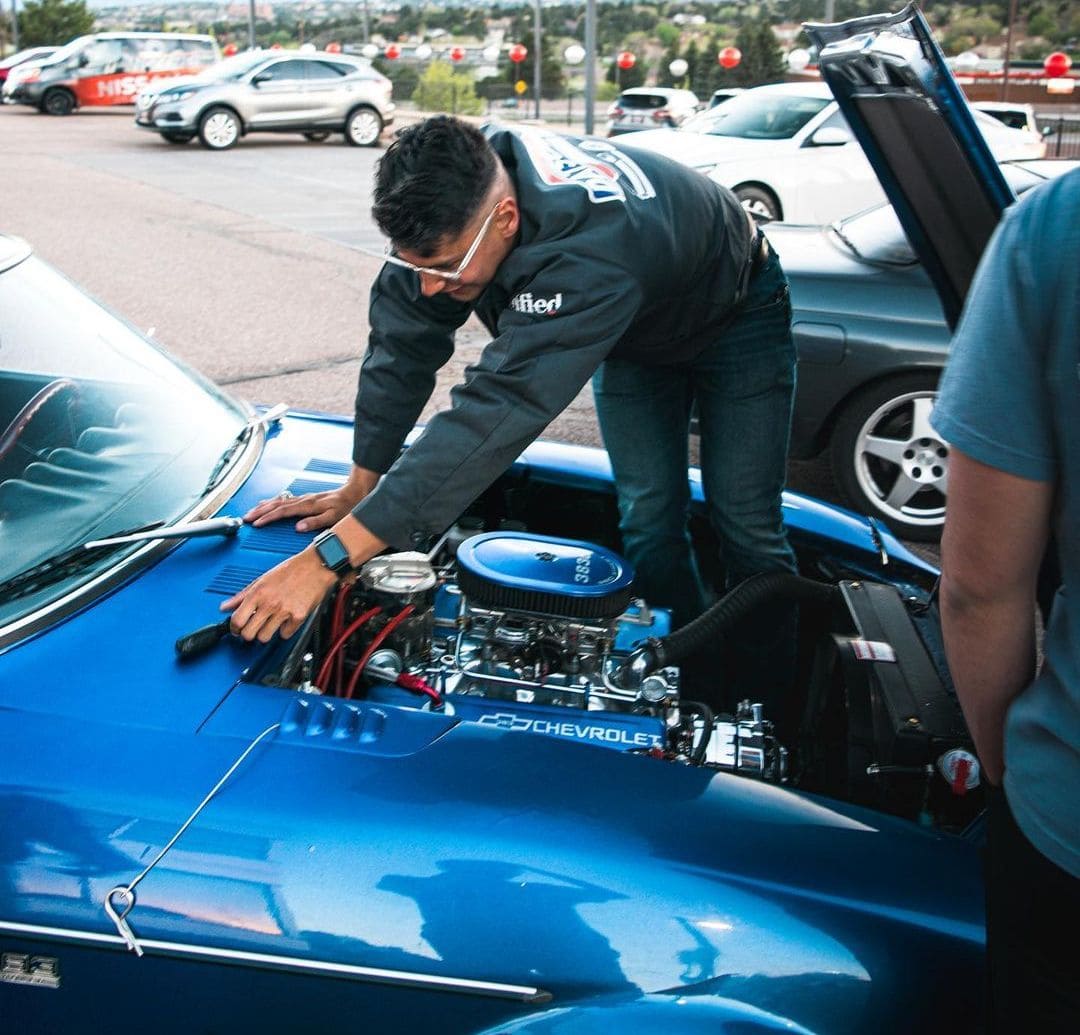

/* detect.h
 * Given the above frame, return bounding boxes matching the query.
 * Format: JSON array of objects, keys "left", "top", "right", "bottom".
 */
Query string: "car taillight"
[
  {"left": 652, "top": 107, "right": 671, "bottom": 121},
  {"left": 609, "top": 105, "right": 624, "bottom": 118}
]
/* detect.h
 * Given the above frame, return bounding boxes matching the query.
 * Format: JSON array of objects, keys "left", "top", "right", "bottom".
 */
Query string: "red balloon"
[
  {"left": 718, "top": 47, "right": 742, "bottom": 70},
  {"left": 385, "top": 43, "right": 401, "bottom": 60},
  {"left": 326, "top": 42, "right": 342, "bottom": 54},
  {"left": 450, "top": 46, "right": 465, "bottom": 62},
  {"left": 1044, "top": 51, "right": 1072, "bottom": 78},
  {"left": 616, "top": 51, "right": 636, "bottom": 70},
  {"left": 270, "top": 43, "right": 283, "bottom": 51},
  {"left": 509, "top": 43, "right": 528, "bottom": 64},
  {"left": 222, "top": 43, "right": 238, "bottom": 57}
]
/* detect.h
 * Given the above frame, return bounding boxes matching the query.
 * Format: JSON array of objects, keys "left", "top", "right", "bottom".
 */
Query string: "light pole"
[
  {"left": 10, "top": 0, "right": 19, "bottom": 52},
  {"left": 247, "top": 0, "right": 256, "bottom": 51},
  {"left": 532, "top": 0, "right": 542, "bottom": 120},
  {"left": 564, "top": 43, "right": 585, "bottom": 127},
  {"left": 584, "top": 0, "right": 596, "bottom": 135}
]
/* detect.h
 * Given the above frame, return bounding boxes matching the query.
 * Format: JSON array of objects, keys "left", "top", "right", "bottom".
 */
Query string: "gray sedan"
[{"left": 775, "top": 159, "right": 1074, "bottom": 540}]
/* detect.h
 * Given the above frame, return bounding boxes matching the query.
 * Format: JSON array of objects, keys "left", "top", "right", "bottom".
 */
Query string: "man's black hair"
[{"left": 372, "top": 116, "right": 498, "bottom": 256}]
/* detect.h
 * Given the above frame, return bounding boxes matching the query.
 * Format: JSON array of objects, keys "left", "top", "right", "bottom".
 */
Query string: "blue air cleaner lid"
[{"left": 456, "top": 532, "right": 635, "bottom": 621}]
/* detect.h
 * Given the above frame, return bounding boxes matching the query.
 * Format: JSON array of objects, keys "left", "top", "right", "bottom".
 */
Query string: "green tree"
[
  {"left": 413, "top": 60, "right": 483, "bottom": 116},
  {"left": 729, "top": 20, "right": 786, "bottom": 87},
  {"left": 18, "top": 0, "right": 94, "bottom": 47}
]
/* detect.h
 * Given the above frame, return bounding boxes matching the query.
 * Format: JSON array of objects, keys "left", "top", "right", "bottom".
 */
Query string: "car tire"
[
  {"left": 198, "top": 106, "right": 241, "bottom": 151},
  {"left": 829, "top": 372, "right": 946, "bottom": 542},
  {"left": 41, "top": 88, "right": 75, "bottom": 116},
  {"left": 734, "top": 185, "right": 781, "bottom": 222},
  {"left": 303, "top": 131, "right": 331, "bottom": 142},
  {"left": 344, "top": 106, "right": 383, "bottom": 147},
  {"left": 161, "top": 132, "right": 194, "bottom": 144}
]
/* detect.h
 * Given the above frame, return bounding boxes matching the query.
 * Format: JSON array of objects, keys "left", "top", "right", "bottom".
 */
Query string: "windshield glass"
[
  {"left": 0, "top": 253, "right": 247, "bottom": 623},
  {"left": 681, "top": 91, "right": 830, "bottom": 139},
  {"left": 190, "top": 51, "right": 273, "bottom": 84},
  {"left": 833, "top": 162, "right": 1053, "bottom": 266},
  {"left": 42, "top": 35, "right": 93, "bottom": 67}
]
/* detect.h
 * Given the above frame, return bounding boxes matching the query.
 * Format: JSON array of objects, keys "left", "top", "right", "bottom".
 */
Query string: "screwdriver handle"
[{"left": 175, "top": 618, "right": 232, "bottom": 661}]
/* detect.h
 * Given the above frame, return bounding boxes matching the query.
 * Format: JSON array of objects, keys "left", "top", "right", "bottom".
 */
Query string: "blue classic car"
[{"left": 2, "top": 7, "right": 1005, "bottom": 1032}]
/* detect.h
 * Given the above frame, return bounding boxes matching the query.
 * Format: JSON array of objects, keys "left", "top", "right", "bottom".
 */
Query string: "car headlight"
[{"left": 157, "top": 88, "right": 196, "bottom": 106}]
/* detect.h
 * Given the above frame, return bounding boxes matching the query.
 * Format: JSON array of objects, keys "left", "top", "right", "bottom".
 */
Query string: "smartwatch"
[{"left": 311, "top": 530, "right": 353, "bottom": 575}]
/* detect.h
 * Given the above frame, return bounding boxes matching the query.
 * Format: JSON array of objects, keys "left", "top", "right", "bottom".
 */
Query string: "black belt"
[{"left": 750, "top": 229, "right": 771, "bottom": 274}]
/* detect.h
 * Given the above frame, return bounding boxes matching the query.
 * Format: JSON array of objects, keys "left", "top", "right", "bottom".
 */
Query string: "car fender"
[{"left": 475, "top": 993, "right": 818, "bottom": 1034}]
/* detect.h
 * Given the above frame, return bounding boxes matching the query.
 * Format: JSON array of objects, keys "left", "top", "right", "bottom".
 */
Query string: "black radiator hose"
[{"left": 618, "top": 571, "right": 842, "bottom": 685}]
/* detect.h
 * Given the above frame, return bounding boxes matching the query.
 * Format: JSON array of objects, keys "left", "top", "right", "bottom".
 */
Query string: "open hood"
[{"left": 805, "top": 4, "right": 1013, "bottom": 328}]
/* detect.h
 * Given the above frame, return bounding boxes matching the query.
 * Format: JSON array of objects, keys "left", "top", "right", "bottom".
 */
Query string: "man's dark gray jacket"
[{"left": 351, "top": 126, "right": 755, "bottom": 550}]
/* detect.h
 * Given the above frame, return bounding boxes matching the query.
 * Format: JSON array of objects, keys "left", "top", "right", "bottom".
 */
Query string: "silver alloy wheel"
[
  {"left": 346, "top": 108, "right": 381, "bottom": 146},
  {"left": 853, "top": 389, "right": 948, "bottom": 530},
  {"left": 203, "top": 111, "right": 239, "bottom": 149}
]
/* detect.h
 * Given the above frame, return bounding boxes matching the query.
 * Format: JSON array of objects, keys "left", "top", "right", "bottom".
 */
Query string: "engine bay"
[{"left": 257, "top": 514, "right": 981, "bottom": 831}]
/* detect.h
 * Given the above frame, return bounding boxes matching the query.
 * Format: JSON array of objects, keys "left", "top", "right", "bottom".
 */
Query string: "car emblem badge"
[{"left": 1, "top": 951, "right": 61, "bottom": 989}]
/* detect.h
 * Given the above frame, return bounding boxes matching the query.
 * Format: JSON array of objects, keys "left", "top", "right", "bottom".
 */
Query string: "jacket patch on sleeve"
[
  {"left": 510, "top": 291, "right": 563, "bottom": 316},
  {"left": 518, "top": 129, "right": 654, "bottom": 204}
]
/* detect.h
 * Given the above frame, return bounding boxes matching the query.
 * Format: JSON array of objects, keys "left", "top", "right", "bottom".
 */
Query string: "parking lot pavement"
[{"left": 2, "top": 103, "right": 915, "bottom": 556}]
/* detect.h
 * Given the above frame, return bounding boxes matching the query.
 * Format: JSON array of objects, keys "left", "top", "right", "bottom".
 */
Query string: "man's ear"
[{"left": 496, "top": 197, "right": 520, "bottom": 240}]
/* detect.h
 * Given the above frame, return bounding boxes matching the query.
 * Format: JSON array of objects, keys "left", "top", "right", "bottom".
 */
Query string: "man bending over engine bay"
[{"left": 222, "top": 116, "right": 798, "bottom": 703}]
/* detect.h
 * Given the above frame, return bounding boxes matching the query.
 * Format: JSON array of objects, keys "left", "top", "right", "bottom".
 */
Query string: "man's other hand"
[{"left": 243, "top": 465, "right": 381, "bottom": 532}]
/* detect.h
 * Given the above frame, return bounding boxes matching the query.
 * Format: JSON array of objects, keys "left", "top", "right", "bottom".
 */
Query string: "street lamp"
[{"left": 564, "top": 44, "right": 585, "bottom": 126}]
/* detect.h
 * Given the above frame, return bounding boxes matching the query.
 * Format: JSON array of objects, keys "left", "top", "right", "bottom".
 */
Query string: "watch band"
[{"left": 312, "top": 530, "right": 352, "bottom": 574}]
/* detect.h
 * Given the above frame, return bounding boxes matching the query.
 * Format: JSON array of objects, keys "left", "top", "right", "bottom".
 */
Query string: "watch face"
[{"left": 314, "top": 532, "right": 351, "bottom": 573}]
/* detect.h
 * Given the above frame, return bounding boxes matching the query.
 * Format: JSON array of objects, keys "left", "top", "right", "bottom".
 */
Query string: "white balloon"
[
  {"left": 482, "top": 45, "right": 501, "bottom": 63},
  {"left": 786, "top": 48, "right": 811, "bottom": 72},
  {"left": 669, "top": 58, "right": 688, "bottom": 78},
  {"left": 299, "top": 43, "right": 316, "bottom": 53},
  {"left": 564, "top": 44, "right": 586, "bottom": 66},
  {"left": 361, "top": 44, "right": 379, "bottom": 60},
  {"left": 415, "top": 44, "right": 432, "bottom": 60},
  {"left": 955, "top": 51, "right": 980, "bottom": 70}
]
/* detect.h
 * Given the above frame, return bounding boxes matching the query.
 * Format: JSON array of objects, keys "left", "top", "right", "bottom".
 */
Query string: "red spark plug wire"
[
  {"left": 395, "top": 671, "right": 442, "bottom": 708},
  {"left": 344, "top": 605, "right": 415, "bottom": 700},
  {"left": 315, "top": 605, "right": 382, "bottom": 693}
]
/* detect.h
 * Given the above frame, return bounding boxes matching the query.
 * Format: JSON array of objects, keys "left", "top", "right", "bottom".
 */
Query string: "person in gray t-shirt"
[{"left": 932, "top": 167, "right": 1080, "bottom": 1032}]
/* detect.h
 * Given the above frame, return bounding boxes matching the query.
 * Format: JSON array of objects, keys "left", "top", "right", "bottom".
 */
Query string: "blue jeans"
[{"left": 592, "top": 245, "right": 797, "bottom": 709}]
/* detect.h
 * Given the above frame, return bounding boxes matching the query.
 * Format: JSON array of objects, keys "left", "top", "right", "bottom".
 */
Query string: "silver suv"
[
  {"left": 135, "top": 49, "right": 394, "bottom": 150},
  {"left": 606, "top": 87, "right": 700, "bottom": 136}
]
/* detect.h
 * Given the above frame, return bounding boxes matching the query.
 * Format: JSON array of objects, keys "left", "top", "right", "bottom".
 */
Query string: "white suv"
[{"left": 606, "top": 87, "right": 700, "bottom": 136}]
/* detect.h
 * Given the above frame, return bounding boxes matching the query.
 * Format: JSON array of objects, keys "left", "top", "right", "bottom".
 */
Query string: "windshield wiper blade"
[
  {"left": 828, "top": 220, "right": 864, "bottom": 261},
  {"left": 0, "top": 516, "right": 243, "bottom": 604},
  {"left": 202, "top": 403, "right": 288, "bottom": 495},
  {"left": 0, "top": 520, "right": 165, "bottom": 603}
]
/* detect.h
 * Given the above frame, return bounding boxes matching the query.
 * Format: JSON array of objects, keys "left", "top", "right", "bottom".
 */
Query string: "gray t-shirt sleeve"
[
  {"left": 931, "top": 195, "right": 1055, "bottom": 483},
  {"left": 352, "top": 255, "right": 640, "bottom": 549}
]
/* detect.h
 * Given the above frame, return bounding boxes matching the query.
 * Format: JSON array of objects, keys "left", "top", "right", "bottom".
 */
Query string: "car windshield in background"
[
  {"left": 682, "top": 92, "right": 830, "bottom": 139},
  {"left": 620, "top": 93, "right": 668, "bottom": 109},
  {"left": 0, "top": 252, "right": 247, "bottom": 621},
  {"left": 831, "top": 160, "right": 1057, "bottom": 267}
]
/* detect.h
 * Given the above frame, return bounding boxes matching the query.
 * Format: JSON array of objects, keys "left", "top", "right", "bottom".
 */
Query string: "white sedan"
[{"left": 622, "top": 81, "right": 1046, "bottom": 223}]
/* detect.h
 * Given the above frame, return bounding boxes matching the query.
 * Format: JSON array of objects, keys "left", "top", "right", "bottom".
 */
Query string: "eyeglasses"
[{"left": 366, "top": 203, "right": 501, "bottom": 282}]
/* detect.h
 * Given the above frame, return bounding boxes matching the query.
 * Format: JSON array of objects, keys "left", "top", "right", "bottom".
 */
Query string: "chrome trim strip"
[
  {"left": 0, "top": 416, "right": 263, "bottom": 651},
  {"left": 0, "top": 921, "right": 551, "bottom": 1003}
]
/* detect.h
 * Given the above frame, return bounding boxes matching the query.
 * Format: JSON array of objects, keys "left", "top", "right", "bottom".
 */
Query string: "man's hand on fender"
[{"left": 243, "top": 465, "right": 381, "bottom": 532}]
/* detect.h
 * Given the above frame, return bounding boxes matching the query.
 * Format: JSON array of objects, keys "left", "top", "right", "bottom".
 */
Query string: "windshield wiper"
[
  {"left": 202, "top": 403, "right": 288, "bottom": 496},
  {"left": 0, "top": 516, "right": 242, "bottom": 605},
  {"left": 828, "top": 220, "right": 864, "bottom": 261}
]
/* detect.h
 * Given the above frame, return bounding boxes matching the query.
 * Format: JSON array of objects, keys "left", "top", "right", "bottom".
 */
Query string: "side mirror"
[
  {"left": 78, "top": 53, "right": 90, "bottom": 68},
  {"left": 809, "top": 126, "right": 853, "bottom": 147},
  {"left": 252, "top": 71, "right": 274, "bottom": 86},
  {"left": 1041, "top": 124, "right": 1056, "bottom": 137}
]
